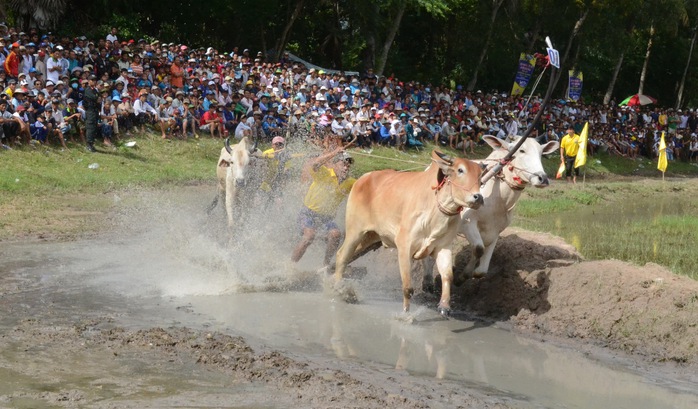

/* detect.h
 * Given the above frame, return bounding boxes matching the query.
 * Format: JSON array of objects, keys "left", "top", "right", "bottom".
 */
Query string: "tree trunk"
[
  {"left": 550, "top": 8, "right": 589, "bottom": 98},
  {"left": 676, "top": 25, "right": 697, "bottom": 109},
  {"left": 274, "top": 0, "right": 305, "bottom": 62},
  {"left": 638, "top": 23, "right": 655, "bottom": 95},
  {"left": 467, "top": 0, "right": 505, "bottom": 91},
  {"left": 603, "top": 51, "right": 625, "bottom": 105},
  {"left": 260, "top": 23, "right": 267, "bottom": 59},
  {"left": 375, "top": 0, "right": 406, "bottom": 76},
  {"left": 525, "top": 19, "right": 541, "bottom": 53}
]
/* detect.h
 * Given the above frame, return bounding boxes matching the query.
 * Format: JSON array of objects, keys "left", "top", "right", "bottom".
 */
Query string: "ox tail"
[
  {"left": 347, "top": 241, "right": 382, "bottom": 264},
  {"left": 206, "top": 194, "right": 219, "bottom": 215}
]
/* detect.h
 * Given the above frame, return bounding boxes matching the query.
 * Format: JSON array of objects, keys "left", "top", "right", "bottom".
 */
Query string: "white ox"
[
  {"left": 334, "top": 151, "right": 484, "bottom": 315},
  {"left": 457, "top": 135, "right": 559, "bottom": 279},
  {"left": 208, "top": 137, "right": 261, "bottom": 231}
]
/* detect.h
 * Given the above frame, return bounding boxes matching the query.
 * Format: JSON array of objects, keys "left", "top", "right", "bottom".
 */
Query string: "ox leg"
[
  {"left": 473, "top": 237, "right": 498, "bottom": 278},
  {"left": 434, "top": 248, "right": 453, "bottom": 316},
  {"left": 224, "top": 171, "right": 236, "bottom": 230},
  {"left": 459, "top": 223, "right": 484, "bottom": 283},
  {"left": 396, "top": 242, "right": 414, "bottom": 313},
  {"left": 417, "top": 257, "right": 437, "bottom": 293},
  {"left": 334, "top": 231, "right": 374, "bottom": 280}
]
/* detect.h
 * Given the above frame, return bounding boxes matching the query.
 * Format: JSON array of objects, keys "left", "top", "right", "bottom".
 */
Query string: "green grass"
[{"left": 513, "top": 180, "right": 698, "bottom": 279}]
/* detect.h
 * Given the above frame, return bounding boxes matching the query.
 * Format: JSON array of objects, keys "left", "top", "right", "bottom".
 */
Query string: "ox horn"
[
  {"left": 249, "top": 134, "right": 259, "bottom": 154},
  {"left": 224, "top": 137, "right": 233, "bottom": 154},
  {"left": 434, "top": 150, "right": 453, "bottom": 165}
]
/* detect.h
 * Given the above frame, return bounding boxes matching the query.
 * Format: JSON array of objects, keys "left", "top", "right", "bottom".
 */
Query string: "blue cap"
[{"left": 29, "top": 67, "right": 36, "bottom": 73}]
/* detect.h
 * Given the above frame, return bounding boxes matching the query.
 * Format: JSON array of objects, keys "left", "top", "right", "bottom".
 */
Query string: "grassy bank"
[{"left": 2, "top": 135, "right": 697, "bottom": 278}]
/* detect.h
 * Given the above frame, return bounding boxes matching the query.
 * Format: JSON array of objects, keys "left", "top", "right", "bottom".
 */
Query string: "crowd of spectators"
[{"left": 1, "top": 25, "right": 697, "bottom": 161}]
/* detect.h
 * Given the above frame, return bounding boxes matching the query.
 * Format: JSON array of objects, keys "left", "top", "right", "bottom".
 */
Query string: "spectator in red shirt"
[
  {"left": 200, "top": 102, "right": 223, "bottom": 138},
  {"left": 4, "top": 43, "right": 20, "bottom": 79}
]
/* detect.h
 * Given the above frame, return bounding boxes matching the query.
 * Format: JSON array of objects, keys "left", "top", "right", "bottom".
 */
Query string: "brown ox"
[{"left": 334, "top": 151, "right": 484, "bottom": 315}]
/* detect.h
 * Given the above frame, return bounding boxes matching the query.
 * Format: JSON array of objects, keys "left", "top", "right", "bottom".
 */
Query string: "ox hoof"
[
  {"left": 437, "top": 306, "right": 451, "bottom": 317},
  {"left": 332, "top": 280, "right": 358, "bottom": 304},
  {"left": 472, "top": 271, "right": 487, "bottom": 279}
]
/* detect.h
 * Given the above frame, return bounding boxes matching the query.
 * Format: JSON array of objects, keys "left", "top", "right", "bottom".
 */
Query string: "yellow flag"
[
  {"left": 658, "top": 132, "right": 668, "bottom": 172},
  {"left": 574, "top": 122, "right": 588, "bottom": 168}
]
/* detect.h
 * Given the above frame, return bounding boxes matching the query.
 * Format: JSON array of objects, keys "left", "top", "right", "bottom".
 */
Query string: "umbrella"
[{"left": 619, "top": 94, "right": 657, "bottom": 106}]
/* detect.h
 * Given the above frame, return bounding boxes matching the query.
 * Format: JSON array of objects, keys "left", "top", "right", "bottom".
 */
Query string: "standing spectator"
[
  {"left": 106, "top": 27, "right": 118, "bottom": 44},
  {"left": 46, "top": 48, "right": 63, "bottom": 84},
  {"left": 83, "top": 75, "right": 100, "bottom": 152},
  {"left": 3, "top": 43, "right": 20, "bottom": 79},
  {"left": 170, "top": 57, "right": 184, "bottom": 89},
  {"left": 560, "top": 126, "right": 581, "bottom": 184}
]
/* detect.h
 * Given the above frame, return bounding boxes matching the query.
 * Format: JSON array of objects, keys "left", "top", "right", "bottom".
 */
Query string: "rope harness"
[{"left": 431, "top": 163, "right": 481, "bottom": 217}]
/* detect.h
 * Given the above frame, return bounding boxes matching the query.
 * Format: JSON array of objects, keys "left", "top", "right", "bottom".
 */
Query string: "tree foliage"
[{"left": 5, "top": 0, "right": 698, "bottom": 106}]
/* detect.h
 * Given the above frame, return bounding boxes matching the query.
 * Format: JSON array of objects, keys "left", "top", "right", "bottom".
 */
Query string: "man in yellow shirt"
[
  {"left": 291, "top": 147, "right": 356, "bottom": 268},
  {"left": 260, "top": 136, "right": 291, "bottom": 194},
  {"left": 560, "top": 125, "right": 580, "bottom": 183}
]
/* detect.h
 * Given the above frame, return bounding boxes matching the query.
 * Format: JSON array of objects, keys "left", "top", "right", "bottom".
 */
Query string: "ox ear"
[
  {"left": 482, "top": 135, "right": 509, "bottom": 151},
  {"left": 541, "top": 140, "right": 560, "bottom": 155}
]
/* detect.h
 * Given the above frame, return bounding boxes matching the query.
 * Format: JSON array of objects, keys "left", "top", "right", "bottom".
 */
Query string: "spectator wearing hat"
[
  {"left": 82, "top": 75, "right": 100, "bottom": 152},
  {"left": 259, "top": 135, "right": 297, "bottom": 201},
  {"left": 0, "top": 98, "right": 27, "bottom": 146},
  {"left": 2, "top": 79, "right": 17, "bottom": 99},
  {"left": 133, "top": 89, "right": 159, "bottom": 132},
  {"left": 115, "top": 94, "right": 136, "bottom": 134},
  {"left": 158, "top": 97, "right": 177, "bottom": 139},
  {"left": 10, "top": 87, "right": 27, "bottom": 111},
  {"left": 181, "top": 101, "right": 199, "bottom": 139},
  {"left": 100, "top": 90, "right": 118, "bottom": 141},
  {"left": 39, "top": 105, "right": 68, "bottom": 148},
  {"left": 3, "top": 43, "right": 20, "bottom": 79},
  {"left": 35, "top": 50, "right": 48, "bottom": 79}
]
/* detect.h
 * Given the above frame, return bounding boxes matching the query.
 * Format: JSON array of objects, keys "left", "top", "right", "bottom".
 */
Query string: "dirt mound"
[{"left": 450, "top": 229, "right": 698, "bottom": 364}]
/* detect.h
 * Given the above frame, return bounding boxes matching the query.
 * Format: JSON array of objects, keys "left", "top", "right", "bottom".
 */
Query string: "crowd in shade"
[{"left": 1, "top": 25, "right": 697, "bottom": 161}]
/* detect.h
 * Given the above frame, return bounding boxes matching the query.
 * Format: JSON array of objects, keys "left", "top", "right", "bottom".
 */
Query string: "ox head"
[
  {"left": 432, "top": 150, "right": 484, "bottom": 209},
  {"left": 224, "top": 136, "right": 258, "bottom": 187},
  {"left": 483, "top": 135, "right": 559, "bottom": 188}
]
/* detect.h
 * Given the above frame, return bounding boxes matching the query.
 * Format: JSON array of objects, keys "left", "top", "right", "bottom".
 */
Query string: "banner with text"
[
  {"left": 511, "top": 53, "right": 537, "bottom": 97},
  {"left": 567, "top": 70, "right": 583, "bottom": 102}
]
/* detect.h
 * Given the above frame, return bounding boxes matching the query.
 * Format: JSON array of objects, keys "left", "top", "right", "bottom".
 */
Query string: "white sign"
[{"left": 547, "top": 47, "right": 560, "bottom": 69}]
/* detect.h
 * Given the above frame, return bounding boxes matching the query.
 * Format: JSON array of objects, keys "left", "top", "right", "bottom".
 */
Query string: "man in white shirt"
[
  {"left": 133, "top": 90, "right": 158, "bottom": 132},
  {"left": 46, "top": 48, "right": 62, "bottom": 84},
  {"left": 106, "top": 27, "right": 118, "bottom": 44}
]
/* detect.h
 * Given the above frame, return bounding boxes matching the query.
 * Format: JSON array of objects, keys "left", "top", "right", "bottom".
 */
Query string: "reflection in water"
[{"left": 185, "top": 293, "right": 698, "bottom": 409}]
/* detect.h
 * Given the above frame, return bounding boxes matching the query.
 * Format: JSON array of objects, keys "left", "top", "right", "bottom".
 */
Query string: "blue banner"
[
  {"left": 511, "top": 53, "right": 536, "bottom": 97},
  {"left": 567, "top": 70, "right": 583, "bottom": 102}
]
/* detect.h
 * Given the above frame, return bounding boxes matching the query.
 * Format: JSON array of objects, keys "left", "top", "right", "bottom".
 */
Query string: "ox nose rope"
[{"left": 432, "top": 175, "right": 482, "bottom": 217}]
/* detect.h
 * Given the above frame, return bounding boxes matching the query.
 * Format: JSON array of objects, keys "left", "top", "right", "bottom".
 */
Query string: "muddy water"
[{"left": 1, "top": 188, "right": 696, "bottom": 409}]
